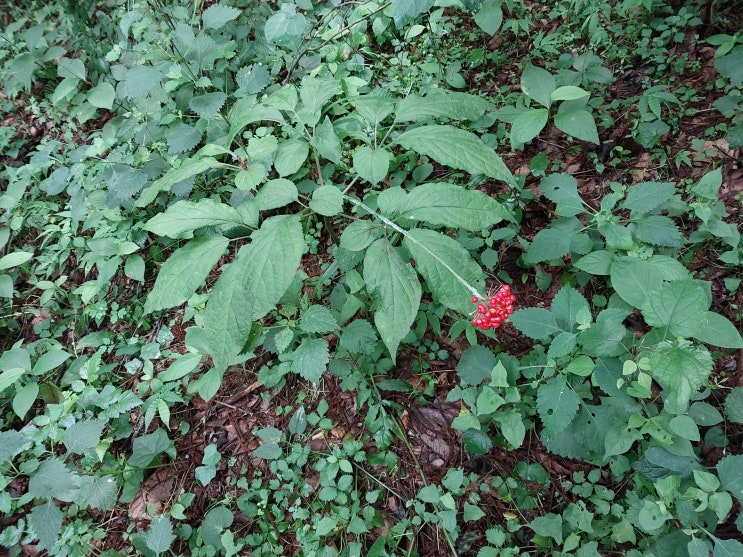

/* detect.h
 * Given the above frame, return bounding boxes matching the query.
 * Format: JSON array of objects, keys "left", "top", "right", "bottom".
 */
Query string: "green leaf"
[
  {"left": 145, "top": 198, "right": 244, "bottom": 238},
  {"left": 190, "top": 92, "right": 226, "bottom": 119},
  {"left": 264, "top": 4, "right": 306, "bottom": 44},
  {"left": 353, "top": 146, "right": 391, "bottom": 185},
  {"left": 299, "top": 305, "right": 338, "bottom": 334},
  {"left": 474, "top": 4, "right": 503, "bottom": 35},
  {"left": 537, "top": 375, "right": 580, "bottom": 436},
  {"left": 77, "top": 474, "right": 118, "bottom": 510},
  {"left": 632, "top": 215, "right": 683, "bottom": 247},
  {"left": 621, "top": 181, "right": 676, "bottom": 212},
  {"left": 146, "top": 516, "right": 175, "bottom": 556},
  {"left": 252, "top": 427, "right": 282, "bottom": 460},
  {"left": 396, "top": 90, "right": 491, "bottom": 122},
  {"left": 137, "top": 157, "right": 226, "bottom": 207},
  {"left": 130, "top": 428, "right": 172, "bottom": 468},
  {"left": 0, "top": 430, "right": 32, "bottom": 465},
  {"left": 610, "top": 257, "right": 663, "bottom": 308},
  {"left": 63, "top": 419, "right": 106, "bottom": 454},
  {"left": 8, "top": 52, "right": 35, "bottom": 94},
  {"left": 0, "top": 368, "right": 26, "bottom": 394},
  {"left": 291, "top": 338, "right": 329, "bottom": 383},
  {"left": 299, "top": 76, "right": 341, "bottom": 126},
  {"left": 340, "top": 320, "right": 378, "bottom": 355},
  {"left": 573, "top": 250, "right": 614, "bottom": 275},
  {"left": 692, "top": 169, "right": 722, "bottom": 200},
  {"left": 202, "top": 4, "right": 241, "bottom": 29},
  {"left": 167, "top": 124, "right": 202, "bottom": 155},
  {"left": 510, "top": 108, "right": 549, "bottom": 146},
  {"left": 714, "top": 538, "right": 743, "bottom": 557},
  {"left": 510, "top": 308, "right": 560, "bottom": 340},
  {"left": 159, "top": 353, "right": 202, "bottom": 382},
  {"left": 718, "top": 454, "right": 743, "bottom": 502},
  {"left": 394, "top": 125, "right": 516, "bottom": 186},
  {"left": 649, "top": 341, "right": 713, "bottom": 410},
  {"left": 554, "top": 108, "right": 599, "bottom": 143},
  {"left": 494, "top": 409, "right": 526, "bottom": 448},
  {"left": 87, "top": 82, "right": 115, "bottom": 110},
  {"left": 236, "top": 64, "right": 270, "bottom": 94},
  {"left": 547, "top": 332, "right": 577, "bottom": 358},
  {"left": 578, "top": 318, "right": 628, "bottom": 357},
  {"left": 521, "top": 64, "right": 555, "bottom": 108},
  {"left": 457, "top": 345, "right": 496, "bottom": 385},
  {"left": 274, "top": 138, "right": 309, "bottom": 177},
  {"left": 255, "top": 178, "right": 298, "bottom": 210},
  {"left": 394, "top": 182, "right": 513, "bottom": 230},
  {"left": 364, "top": 239, "right": 421, "bottom": 361},
  {"left": 540, "top": 173, "right": 584, "bottom": 217},
  {"left": 691, "top": 311, "right": 743, "bottom": 348},
  {"left": 529, "top": 513, "right": 563, "bottom": 544},
  {"left": 29, "top": 458, "right": 79, "bottom": 501},
  {"left": 195, "top": 444, "right": 221, "bottom": 486},
  {"left": 523, "top": 217, "right": 581, "bottom": 265},
  {"left": 340, "top": 220, "right": 382, "bottom": 251},
  {"left": 12, "top": 381, "right": 37, "bottom": 420},
  {"left": 30, "top": 502, "right": 63, "bottom": 552},
  {"left": 57, "top": 57, "right": 86, "bottom": 80},
  {"left": 310, "top": 185, "right": 344, "bottom": 216},
  {"left": 311, "top": 116, "right": 342, "bottom": 164},
  {"left": 551, "top": 85, "right": 589, "bottom": 102},
  {"left": 32, "top": 347, "right": 72, "bottom": 375},
  {"left": 462, "top": 428, "right": 493, "bottom": 455},
  {"left": 392, "top": 0, "right": 435, "bottom": 27},
  {"left": 205, "top": 215, "right": 304, "bottom": 370},
  {"left": 642, "top": 279, "right": 709, "bottom": 337},
  {"left": 724, "top": 387, "right": 743, "bottom": 423},
  {"left": 403, "top": 228, "right": 484, "bottom": 314},
  {"left": 0, "top": 251, "right": 33, "bottom": 270},
  {"left": 122, "top": 66, "right": 164, "bottom": 99},
  {"left": 551, "top": 286, "right": 590, "bottom": 332},
  {"left": 145, "top": 235, "right": 228, "bottom": 314}
]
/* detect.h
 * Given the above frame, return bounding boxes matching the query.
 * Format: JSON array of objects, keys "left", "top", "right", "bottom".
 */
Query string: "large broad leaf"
[
  {"left": 457, "top": 345, "right": 496, "bottom": 385},
  {"left": 554, "top": 108, "right": 600, "bottom": 144},
  {"left": 145, "top": 235, "right": 229, "bottom": 313},
  {"left": 523, "top": 217, "right": 581, "bottom": 265},
  {"left": 392, "top": 182, "right": 513, "bottom": 230},
  {"left": 521, "top": 64, "right": 555, "bottom": 108},
  {"left": 291, "top": 338, "right": 329, "bottom": 383},
  {"left": 540, "top": 173, "right": 584, "bottom": 217},
  {"left": 353, "top": 146, "right": 391, "bottom": 186},
  {"left": 298, "top": 76, "right": 341, "bottom": 127},
  {"left": 30, "top": 502, "right": 63, "bottom": 552},
  {"left": 510, "top": 308, "right": 560, "bottom": 340},
  {"left": 204, "top": 216, "right": 304, "bottom": 371},
  {"left": 641, "top": 279, "right": 709, "bottom": 338},
  {"left": 717, "top": 454, "right": 743, "bottom": 503},
  {"left": 392, "top": 0, "right": 435, "bottom": 27},
  {"left": 145, "top": 515, "right": 175, "bottom": 556},
  {"left": 537, "top": 375, "right": 580, "bottom": 437},
  {"left": 510, "top": 108, "right": 549, "bottom": 146},
  {"left": 394, "top": 125, "right": 516, "bottom": 186},
  {"left": 649, "top": 341, "right": 713, "bottom": 410},
  {"left": 311, "top": 116, "right": 342, "bottom": 164},
  {"left": 363, "top": 239, "right": 421, "bottom": 361},
  {"left": 610, "top": 257, "right": 663, "bottom": 308},
  {"left": 396, "top": 90, "right": 491, "bottom": 122},
  {"left": 621, "top": 181, "right": 676, "bottom": 212},
  {"left": 201, "top": 4, "right": 241, "bottom": 29},
  {"left": 551, "top": 285, "right": 590, "bottom": 332},
  {"left": 403, "top": 228, "right": 484, "bottom": 314},
  {"left": 136, "top": 157, "right": 226, "bottom": 207},
  {"left": 632, "top": 215, "right": 683, "bottom": 247},
  {"left": 692, "top": 311, "right": 743, "bottom": 349},
  {"left": 144, "top": 198, "right": 244, "bottom": 238},
  {"left": 264, "top": 4, "right": 306, "bottom": 45}
]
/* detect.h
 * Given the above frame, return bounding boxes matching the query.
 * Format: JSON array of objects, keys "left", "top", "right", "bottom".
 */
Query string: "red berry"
[
  {"left": 477, "top": 304, "right": 488, "bottom": 315},
  {"left": 471, "top": 296, "right": 479, "bottom": 304}
]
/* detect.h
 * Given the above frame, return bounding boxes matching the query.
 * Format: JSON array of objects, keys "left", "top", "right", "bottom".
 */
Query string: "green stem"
[{"left": 343, "top": 195, "right": 486, "bottom": 300}]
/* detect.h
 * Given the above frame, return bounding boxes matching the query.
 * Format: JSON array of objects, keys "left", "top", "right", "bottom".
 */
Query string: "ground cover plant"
[{"left": 1, "top": 0, "right": 743, "bottom": 555}]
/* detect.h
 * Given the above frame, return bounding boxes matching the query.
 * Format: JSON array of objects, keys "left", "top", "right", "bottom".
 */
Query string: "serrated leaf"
[
  {"left": 0, "top": 430, "right": 32, "bottom": 465},
  {"left": 310, "top": 184, "right": 343, "bottom": 216},
  {"left": 547, "top": 332, "right": 577, "bottom": 358},
  {"left": 523, "top": 218, "right": 581, "bottom": 265},
  {"left": 394, "top": 182, "right": 513, "bottom": 230},
  {"left": 403, "top": 228, "right": 484, "bottom": 314},
  {"left": 144, "top": 198, "right": 243, "bottom": 238},
  {"left": 457, "top": 345, "right": 496, "bottom": 385},
  {"left": 236, "top": 64, "right": 270, "bottom": 94},
  {"left": 392, "top": 0, "right": 435, "bottom": 27},
  {"left": 264, "top": 4, "right": 306, "bottom": 44},
  {"left": 202, "top": 4, "right": 241, "bottom": 29},
  {"left": 554, "top": 108, "right": 599, "bottom": 143},
  {"left": 725, "top": 387, "right": 743, "bottom": 423},
  {"left": 621, "top": 181, "right": 676, "bottom": 212},
  {"left": 353, "top": 146, "right": 391, "bottom": 185},
  {"left": 540, "top": 173, "right": 584, "bottom": 217},
  {"left": 649, "top": 341, "right": 713, "bottom": 410},
  {"left": 693, "top": 311, "right": 743, "bottom": 348},
  {"left": 364, "top": 238, "right": 421, "bottom": 361},
  {"left": 274, "top": 138, "right": 309, "bottom": 177},
  {"left": 205, "top": 215, "right": 304, "bottom": 371},
  {"left": 145, "top": 235, "right": 228, "bottom": 313},
  {"left": 574, "top": 250, "right": 614, "bottom": 275},
  {"left": 299, "top": 305, "right": 338, "bottom": 334},
  {"left": 167, "top": 124, "right": 202, "bottom": 154},
  {"left": 62, "top": 418, "right": 105, "bottom": 455},
  {"left": 521, "top": 64, "right": 555, "bottom": 108},
  {"left": 610, "top": 256, "right": 663, "bottom": 308},
  {"left": 717, "top": 454, "right": 743, "bottom": 502},
  {"left": 87, "top": 81, "right": 115, "bottom": 109},
  {"left": 30, "top": 502, "right": 63, "bottom": 552},
  {"left": 29, "top": 458, "right": 79, "bottom": 501},
  {"left": 537, "top": 375, "right": 580, "bottom": 436},
  {"left": 122, "top": 66, "right": 163, "bottom": 99},
  {"left": 299, "top": 75, "right": 341, "bottom": 126},
  {"left": 641, "top": 279, "right": 709, "bottom": 337},
  {"left": 311, "top": 116, "right": 342, "bottom": 164},
  {"left": 632, "top": 215, "right": 683, "bottom": 247},
  {"left": 291, "top": 337, "right": 329, "bottom": 383},
  {"left": 190, "top": 92, "right": 226, "bottom": 119},
  {"left": 551, "top": 286, "right": 590, "bottom": 332},
  {"left": 510, "top": 308, "right": 560, "bottom": 340},
  {"left": 78, "top": 474, "right": 118, "bottom": 510},
  {"left": 510, "top": 108, "right": 549, "bottom": 146},
  {"left": 396, "top": 90, "right": 491, "bottom": 122},
  {"left": 255, "top": 178, "right": 298, "bottom": 210},
  {"left": 146, "top": 516, "right": 175, "bottom": 556},
  {"left": 339, "top": 320, "right": 378, "bottom": 355},
  {"left": 137, "top": 157, "right": 226, "bottom": 207},
  {"left": 394, "top": 125, "right": 516, "bottom": 186},
  {"left": 340, "top": 220, "right": 382, "bottom": 251},
  {"left": 462, "top": 428, "right": 493, "bottom": 455}
]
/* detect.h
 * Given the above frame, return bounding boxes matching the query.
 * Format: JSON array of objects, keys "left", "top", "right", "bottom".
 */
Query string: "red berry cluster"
[{"left": 470, "top": 284, "right": 516, "bottom": 331}]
